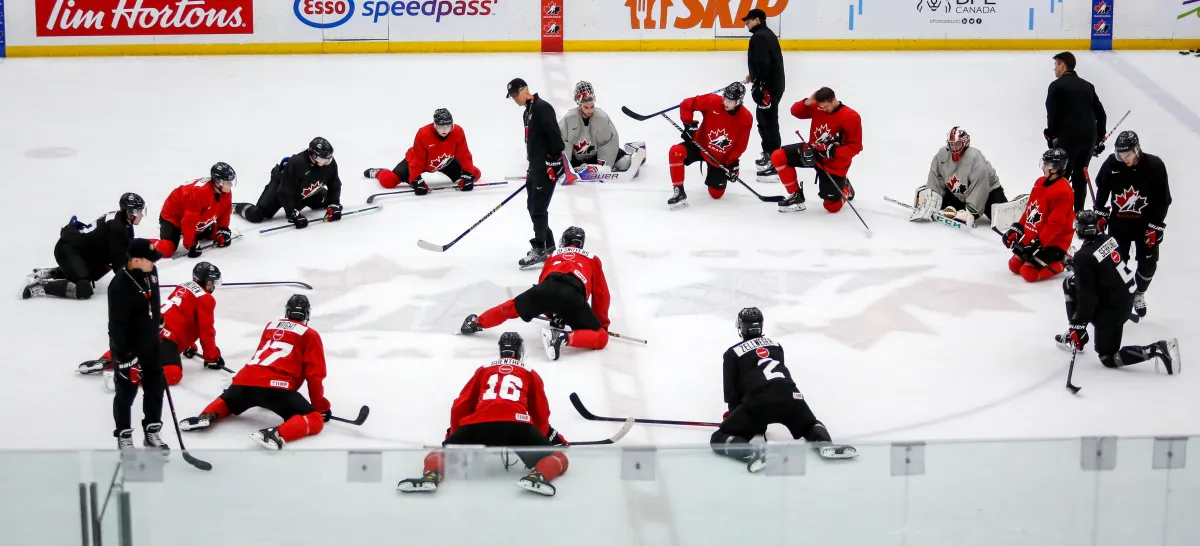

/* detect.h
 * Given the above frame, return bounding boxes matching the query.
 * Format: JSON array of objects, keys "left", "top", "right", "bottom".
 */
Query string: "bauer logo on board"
[
  {"left": 295, "top": 0, "right": 496, "bottom": 29},
  {"left": 35, "top": 0, "right": 253, "bottom": 37},
  {"left": 625, "top": 0, "right": 787, "bottom": 30}
]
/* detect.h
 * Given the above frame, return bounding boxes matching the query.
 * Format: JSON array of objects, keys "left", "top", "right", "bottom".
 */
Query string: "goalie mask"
[{"left": 947, "top": 126, "right": 970, "bottom": 162}]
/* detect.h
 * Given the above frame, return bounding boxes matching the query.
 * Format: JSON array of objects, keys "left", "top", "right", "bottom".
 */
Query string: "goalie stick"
[
  {"left": 259, "top": 205, "right": 381, "bottom": 234},
  {"left": 169, "top": 229, "right": 243, "bottom": 260},
  {"left": 620, "top": 88, "right": 724, "bottom": 121},
  {"left": 570, "top": 392, "right": 720, "bottom": 427},
  {"left": 366, "top": 181, "right": 509, "bottom": 204},
  {"left": 571, "top": 418, "right": 635, "bottom": 445},
  {"left": 418, "top": 183, "right": 527, "bottom": 253},
  {"left": 163, "top": 280, "right": 313, "bottom": 290},
  {"left": 164, "top": 383, "right": 212, "bottom": 471},
  {"left": 884, "top": 196, "right": 970, "bottom": 231},
  {"left": 656, "top": 115, "right": 785, "bottom": 203},
  {"left": 328, "top": 405, "right": 370, "bottom": 426}
]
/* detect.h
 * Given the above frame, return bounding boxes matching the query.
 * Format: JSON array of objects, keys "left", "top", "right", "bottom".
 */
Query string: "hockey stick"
[
  {"left": 1066, "top": 348, "right": 1081, "bottom": 394},
  {"left": 571, "top": 418, "right": 636, "bottom": 445},
  {"left": 657, "top": 115, "right": 784, "bottom": 203},
  {"left": 328, "top": 405, "right": 370, "bottom": 426},
  {"left": 164, "top": 383, "right": 212, "bottom": 471},
  {"left": 366, "top": 181, "right": 510, "bottom": 204},
  {"left": 1084, "top": 109, "right": 1132, "bottom": 208},
  {"left": 162, "top": 281, "right": 313, "bottom": 290},
  {"left": 569, "top": 392, "right": 720, "bottom": 427},
  {"left": 620, "top": 88, "right": 724, "bottom": 121},
  {"left": 795, "top": 131, "right": 870, "bottom": 233},
  {"left": 990, "top": 226, "right": 1051, "bottom": 268},
  {"left": 417, "top": 183, "right": 527, "bottom": 253},
  {"left": 169, "top": 229, "right": 243, "bottom": 260},
  {"left": 258, "top": 205, "right": 381, "bottom": 234},
  {"left": 883, "top": 196, "right": 970, "bottom": 231},
  {"left": 533, "top": 316, "right": 648, "bottom": 345}
]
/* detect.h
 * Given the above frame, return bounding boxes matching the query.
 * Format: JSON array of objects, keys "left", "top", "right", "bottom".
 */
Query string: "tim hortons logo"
[
  {"left": 626, "top": 0, "right": 787, "bottom": 30},
  {"left": 37, "top": 0, "right": 252, "bottom": 37}
]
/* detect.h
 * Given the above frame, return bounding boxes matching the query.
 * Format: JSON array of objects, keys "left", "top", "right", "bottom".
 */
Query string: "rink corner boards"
[{"left": 6, "top": 38, "right": 1200, "bottom": 57}]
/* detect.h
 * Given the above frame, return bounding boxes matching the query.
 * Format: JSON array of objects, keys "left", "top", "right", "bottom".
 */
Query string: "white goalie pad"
[
  {"left": 910, "top": 187, "right": 942, "bottom": 222},
  {"left": 991, "top": 194, "right": 1029, "bottom": 229},
  {"left": 562, "top": 142, "right": 647, "bottom": 185}
]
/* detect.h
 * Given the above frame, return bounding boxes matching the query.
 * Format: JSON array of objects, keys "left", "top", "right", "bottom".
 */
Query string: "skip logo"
[
  {"left": 626, "top": 0, "right": 787, "bottom": 30},
  {"left": 708, "top": 129, "right": 733, "bottom": 152}
]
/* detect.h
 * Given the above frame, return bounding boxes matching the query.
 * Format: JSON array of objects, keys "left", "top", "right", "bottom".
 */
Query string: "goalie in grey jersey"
[
  {"left": 911, "top": 127, "right": 1010, "bottom": 227},
  {"left": 559, "top": 81, "right": 646, "bottom": 178}
]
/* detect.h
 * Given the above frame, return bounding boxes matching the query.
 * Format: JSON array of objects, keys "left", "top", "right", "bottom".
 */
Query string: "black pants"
[
  {"left": 220, "top": 385, "right": 315, "bottom": 420},
  {"left": 710, "top": 398, "right": 828, "bottom": 460},
  {"left": 779, "top": 144, "right": 850, "bottom": 201},
  {"left": 680, "top": 142, "right": 731, "bottom": 189},
  {"left": 394, "top": 159, "right": 465, "bottom": 184},
  {"left": 240, "top": 166, "right": 327, "bottom": 223},
  {"left": 1063, "top": 144, "right": 1094, "bottom": 212},
  {"left": 513, "top": 273, "right": 602, "bottom": 330},
  {"left": 113, "top": 338, "right": 169, "bottom": 434},
  {"left": 1110, "top": 220, "right": 1159, "bottom": 293},
  {"left": 526, "top": 168, "right": 556, "bottom": 250},
  {"left": 1063, "top": 277, "right": 1152, "bottom": 367},
  {"left": 943, "top": 187, "right": 1009, "bottom": 217},
  {"left": 444, "top": 421, "right": 553, "bottom": 469},
  {"left": 755, "top": 89, "right": 782, "bottom": 154},
  {"left": 43, "top": 239, "right": 99, "bottom": 299}
]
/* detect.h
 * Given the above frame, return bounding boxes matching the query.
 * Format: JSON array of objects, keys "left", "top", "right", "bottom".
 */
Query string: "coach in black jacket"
[
  {"left": 109, "top": 239, "right": 166, "bottom": 450},
  {"left": 508, "top": 78, "right": 566, "bottom": 268},
  {"left": 1045, "top": 51, "right": 1107, "bottom": 212},
  {"left": 743, "top": 8, "right": 786, "bottom": 174}
]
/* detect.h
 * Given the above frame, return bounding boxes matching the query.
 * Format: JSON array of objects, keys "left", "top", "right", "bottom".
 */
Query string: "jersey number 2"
[
  {"left": 1116, "top": 262, "right": 1136, "bottom": 293},
  {"left": 246, "top": 340, "right": 294, "bottom": 368},
  {"left": 759, "top": 358, "right": 785, "bottom": 381},
  {"left": 482, "top": 374, "right": 523, "bottom": 402}
]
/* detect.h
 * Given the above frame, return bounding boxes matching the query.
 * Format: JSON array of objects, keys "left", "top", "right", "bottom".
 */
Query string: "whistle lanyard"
[{"left": 123, "top": 270, "right": 154, "bottom": 319}]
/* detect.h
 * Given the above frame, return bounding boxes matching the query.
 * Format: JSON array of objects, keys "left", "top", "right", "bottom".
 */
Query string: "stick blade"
[
  {"left": 354, "top": 405, "right": 370, "bottom": 425},
  {"left": 366, "top": 195, "right": 378, "bottom": 204},
  {"left": 761, "top": 195, "right": 785, "bottom": 202},
  {"left": 182, "top": 451, "right": 212, "bottom": 471},
  {"left": 621, "top": 106, "right": 652, "bottom": 121},
  {"left": 417, "top": 239, "right": 446, "bottom": 253},
  {"left": 569, "top": 392, "right": 598, "bottom": 420}
]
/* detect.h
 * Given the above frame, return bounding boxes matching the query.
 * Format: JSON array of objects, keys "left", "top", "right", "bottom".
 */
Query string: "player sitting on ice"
[
  {"left": 460, "top": 226, "right": 610, "bottom": 361},
  {"left": 234, "top": 137, "right": 343, "bottom": 230},
  {"left": 1057, "top": 210, "right": 1179, "bottom": 374},
  {"left": 772, "top": 87, "right": 863, "bottom": 213},
  {"left": 558, "top": 81, "right": 647, "bottom": 182},
  {"left": 911, "top": 127, "right": 1008, "bottom": 227},
  {"left": 364, "top": 108, "right": 482, "bottom": 195},
  {"left": 78, "top": 262, "right": 226, "bottom": 389},
  {"left": 153, "top": 162, "right": 236, "bottom": 258},
  {"left": 179, "top": 295, "right": 332, "bottom": 451},
  {"left": 666, "top": 82, "right": 754, "bottom": 210},
  {"left": 24, "top": 193, "right": 144, "bottom": 300},
  {"left": 712, "top": 308, "right": 857, "bottom": 473},
  {"left": 1003, "top": 149, "right": 1074, "bottom": 282},
  {"left": 397, "top": 332, "right": 569, "bottom": 497}
]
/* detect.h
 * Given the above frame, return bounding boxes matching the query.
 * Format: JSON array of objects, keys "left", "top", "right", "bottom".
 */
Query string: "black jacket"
[
  {"left": 1046, "top": 71, "right": 1106, "bottom": 149},
  {"left": 60, "top": 212, "right": 134, "bottom": 280},
  {"left": 273, "top": 152, "right": 342, "bottom": 217},
  {"left": 722, "top": 336, "right": 799, "bottom": 411},
  {"left": 747, "top": 24, "right": 785, "bottom": 94},
  {"left": 1070, "top": 234, "right": 1135, "bottom": 326},
  {"left": 523, "top": 93, "right": 565, "bottom": 174},
  {"left": 1095, "top": 153, "right": 1171, "bottom": 225},
  {"left": 108, "top": 266, "right": 162, "bottom": 361}
]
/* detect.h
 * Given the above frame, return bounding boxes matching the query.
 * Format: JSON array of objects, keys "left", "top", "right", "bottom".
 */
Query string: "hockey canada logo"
[
  {"left": 1093, "top": 20, "right": 1111, "bottom": 35},
  {"left": 300, "top": 181, "right": 324, "bottom": 199},
  {"left": 545, "top": 2, "right": 561, "bottom": 15},
  {"left": 195, "top": 216, "right": 217, "bottom": 233},
  {"left": 544, "top": 20, "right": 561, "bottom": 34},
  {"left": 708, "top": 129, "right": 733, "bottom": 152},
  {"left": 573, "top": 139, "right": 595, "bottom": 157},
  {"left": 431, "top": 153, "right": 454, "bottom": 171},
  {"left": 1025, "top": 203, "right": 1043, "bottom": 228},
  {"left": 812, "top": 124, "right": 835, "bottom": 145},
  {"left": 947, "top": 175, "right": 966, "bottom": 195},
  {"left": 916, "top": 0, "right": 951, "bottom": 13},
  {"left": 1094, "top": 1, "right": 1112, "bottom": 15},
  {"left": 1114, "top": 187, "right": 1147, "bottom": 215}
]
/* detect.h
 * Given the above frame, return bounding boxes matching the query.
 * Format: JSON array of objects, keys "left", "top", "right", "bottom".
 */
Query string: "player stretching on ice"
[
  {"left": 234, "top": 137, "right": 344, "bottom": 230},
  {"left": 180, "top": 295, "right": 332, "bottom": 451},
  {"left": 911, "top": 127, "right": 1008, "bottom": 227},
  {"left": 559, "top": 81, "right": 646, "bottom": 178},
  {"left": 460, "top": 227, "right": 610, "bottom": 361},
  {"left": 1003, "top": 149, "right": 1074, "bottom": 282},
  {"left": 397, "top": 332, "right": 569, "bottom": 497},
  {"left": 24, "top": 193, "right": 144, "bottom": 300},
  {"left": 666, "top": 82, "right": 754, "bottom": 210},
  {"left": 364, "top": 108, "right": 482, "bottom": 195},
  {"left": 771, "top": 87, "right": 863, "bottom": 213},
  {"left": 712, "top": 308, "right": 856, "bottom": 473},
  {"left": 154, "top": 162, "right": 236, "bottom": 258}
]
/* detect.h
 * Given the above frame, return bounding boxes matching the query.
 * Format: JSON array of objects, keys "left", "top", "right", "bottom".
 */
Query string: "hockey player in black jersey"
[
  {"left": 233, "top": 137, "right": 344, "bottom": 229},
  {"left": 1094, "top": 131, "right": 1171, "bottom": 320},
  {"left": 710, "top": 308, "right": 857, "bottom": 473},
  {"left": 24, "top": 192, "right": 145, "bottom": 300},
  {"left": 1057, "top": 210, "right": 1180, "bottom": 374}
]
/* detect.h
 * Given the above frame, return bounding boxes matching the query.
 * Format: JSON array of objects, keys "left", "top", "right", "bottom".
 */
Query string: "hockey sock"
[
  {"left": 376, "top": 169, "right": 402, "bottom": 189},
  {"left": 477, "top": 300, "right": 518, "bottom": 329},
  {"left": 567, "top": 329, "right": 609, "bottom": 350},
  {"left": 770, "top": 149, "right": 798, "bottom": 193},
  {"left": 669, "top": 144, "right": 687, "bottom": 186},
  {"left": 163, "top": 364, "right": 182, "bottom": 386},
  {"left": 154, "top": 239, "right": 178, "bottom": 257},
  {"left": 822, "top": 199, "right": 844, "bottom": 213},
  {"left": 1136, "top": 271, "right": 1155, "bottom": 293},
  {"left": 277, "top": 411, "right": 324, "bottom": 443},
  {"left": 200, "top": 397, "right": 233, "bottom": 420},
  {"left": 43, "top": 280, "right": 72, "bottom": 299},
  {"left": 1020, "top": 261, "right": 1064, "bottom": 282},
  {"left": 1008, "top": 255, "right": 1024, "bottom": 275},
  {"left": 533, "top": 451, "right": 568, "bottom": 481},
  {"left": 423, "top": 452, "right": 445, "bottom": 474}
]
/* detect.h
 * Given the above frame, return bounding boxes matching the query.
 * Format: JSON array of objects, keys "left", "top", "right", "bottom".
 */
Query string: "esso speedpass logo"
[{"left": 295, "top": 0, "right": 355, "bottom": 28}]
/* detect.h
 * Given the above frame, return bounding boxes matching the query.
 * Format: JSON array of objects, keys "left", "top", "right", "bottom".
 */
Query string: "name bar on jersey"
[
  {"left": 733, "top": 337, "right": 779, "bottom": 357},
  {"left": 550, "top": 247, "right": 592, "bottom": 259},
  {"left": 270, "top": 320, "right": 309, "bottom": 335}
]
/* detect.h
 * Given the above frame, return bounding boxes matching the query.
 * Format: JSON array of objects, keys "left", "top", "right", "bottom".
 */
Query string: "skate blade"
[
  {"left": 397, "top": 481, "right": 438, "bottom": 493},
  {"left": 777, "top": 204, "right": 805, "bottom": 213},
  {"left": 515, "top": 479, "right": 556, "bottom": 496},
  {"left": 668, "top": 201, "right": 689, "bottom": 211},
  {"left": 103, "top": 370, "right": 116, "bottom": 392},
  {"left": 755, "top": 174, "right": 779, "bottom": 183},
  {"left": 818, "top": 445, "right": 859, "bottom": 459},
  {"left": 1158, "top": 338, "right": 1181, "bottom": 375},
  {"left": 179, "top": 421, "right": 209, "bottom": 432},
  {"left": 541, "top": 329, "right": 561, "bottom": 361},
  {"left": 249, "top": 431, "right": 283, "bottom": 451},
  {"left": 746, "top": 457, "right": 767, "bottom": 473}
]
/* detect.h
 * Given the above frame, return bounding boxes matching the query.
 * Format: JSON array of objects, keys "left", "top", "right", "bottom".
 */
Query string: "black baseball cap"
[
  {"left": 127, "top": 238, "right": 163, "bottom": 262},
  {"left": 506, "top": 78, "right": 528, "bottom": 98},
  {"left": 741, "top": 8, "right": 767, "bottom": 22}
]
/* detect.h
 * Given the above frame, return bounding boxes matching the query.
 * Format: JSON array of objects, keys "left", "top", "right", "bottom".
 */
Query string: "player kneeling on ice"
[
  {"left": 1002, "top": 149, "right": 1074, "bottom": 282},
  {"left": 712, "top": 308, "right": 857, "bottom": 473},
  {"left": 461, "top": 227, "right": 610, "bottom": 361},
  {"left": 234, "top": 137, "right": 344, "bottom": 230},
  {"left": 180, "top": 295, "right": 332, "bottom": 450},
  {"left": 79, "top": 262, "right": 226, "bottom": 389},
  {"left": 911, "top": 127, "right": 1007, "bottom": 227},
  {"left": 771, "top": 87, "right": 863, "bottom": 213},
  {"left": 666, "top": 82, "right": 754, "bottom": 210},
  {"left": 397, "top": 332, "right": 569, "bottom": 497},
  {"left": 364, "top": 108, "right": 482, "bottom": 195},
  {"left": 1057, "top": 210, "right": 1180, "bottom": 374},
  {"left": 24, "top": 193, "right": 145, "bottom": 300},
  {"left": 559, "top": 81, "right": 647, "bottom": 181},
  {"left": 154, "top": 162, "right": 236, "bottom": 258}
]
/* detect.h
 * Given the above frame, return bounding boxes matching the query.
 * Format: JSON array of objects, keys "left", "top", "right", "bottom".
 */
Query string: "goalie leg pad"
[
  {"left": 991, "top": 194, "right": 1029, "bottom": 229},
  {"left": 910, "top": 187, "right": 942, "bottom": 222}
]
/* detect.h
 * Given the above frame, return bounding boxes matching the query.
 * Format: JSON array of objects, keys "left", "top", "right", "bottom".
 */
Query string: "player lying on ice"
[
  {"left": 559, "top": 81, "right": 646, "bottom": 183},
  {"left": 397, "top": 332, "right": 569, "bottom": 497},
  {"left": 911, "top": 126, "right": 1012, "bottom": 227},
  {"left": 364, "top": 108, "right": 483, "bottom": 194},
  {"left": 1002, "top": 148, "right": 1074, "bottom": 282}
]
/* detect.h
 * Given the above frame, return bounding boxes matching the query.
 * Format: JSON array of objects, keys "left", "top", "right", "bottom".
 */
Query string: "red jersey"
[
  {"left": 450, "top": 358, "right": 551, "bottom": 436},
  {"left": 405, "top": 124, "right": 482, "bottom": 183},
  {"left": 790, "top": 101, "right": 863, "bottom": 177},
  {"left": 539, "top": 247, "right": 611, "bottom": 328},
  {"left": 159, "top": 281, "right": 219, "bottom": 361},
  {"left": 1018, "top": 175, "right": 1075, "bottom": 252},
  {"left": 159, "top": 178, "right": 232, "bottom": 249},
  {"left": 679, "top": 94, "right": 753, "bottom": 167},
  {"left": 232, "top": 319, "right": 330, "bottom": 412}
]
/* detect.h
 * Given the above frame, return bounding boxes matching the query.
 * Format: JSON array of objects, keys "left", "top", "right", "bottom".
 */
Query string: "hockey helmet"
[
  {"left": 1074, "top": 210, "right": 1103, "bottom": 239},
  {"left": 723, "top": 82, "right": 746, "bottom": 105},
  {"left": 1114, "top": 130, "right": 1140, "bottom": 153},
  {"left": 286, "top": 294, "right": 312, "bottom": 323},
  {"left": 1042, "top": 148, "right": 1069, "bottom": 174},
  {"left": 192, "top": 261, "right": 222, "bottom": 293},
  {"left": 560, "top": 226, "right": 585, "bottom": 249},
  {"left": 308, "top": 137, "right": 334, "bottom": 163},
  {"left": 433, "top": 108, "right": 453, "bottom": 127},
  {"left": 574, "top": 81, "right": 595, "bottom": 105},
  {"left": 499, "top": 331, "right": 525, "bottom": 361},
  {"left": 210, "top": 162, "right": 237, "bottom": 186},
  {"left": 736, "top": 307, "right": 764, "bottom": 340},
  {"left": 119, "top": 192, "right": 146, "bottom": 215}
]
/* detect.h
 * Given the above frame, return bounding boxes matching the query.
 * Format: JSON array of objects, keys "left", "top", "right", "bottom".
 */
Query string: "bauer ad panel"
[{"left": 779, "top": 0, "right": 1074, "bottom": 40}]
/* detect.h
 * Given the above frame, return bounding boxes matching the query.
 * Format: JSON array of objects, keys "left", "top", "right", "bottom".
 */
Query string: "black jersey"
[
  {"left": 721, "top": 336, "right": 801, "bottom": 411},
  {"left": 1071, "top": 234, "right": 1136, "bottom": 325},
  {"left": 273, "top": 151, "right": 342, "bottom": 217},
  {"left": 523, "top": 93, "right": 565, "bottom": 174},
  {"left": 60, "top": 212, "right": 134, "bottom": 280},
  {"left": 1095, "top": 153, "right": 1171, "bottom": 225}
]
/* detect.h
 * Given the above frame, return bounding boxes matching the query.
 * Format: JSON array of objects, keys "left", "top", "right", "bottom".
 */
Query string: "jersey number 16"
[{"left": 482, "top": 373, "right": 523, "bottom": 402}]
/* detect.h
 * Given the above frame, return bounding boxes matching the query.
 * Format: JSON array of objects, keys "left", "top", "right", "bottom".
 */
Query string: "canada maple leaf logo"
[
  {"left": 301, "top": 181, "right": 324, "bottom": 199},
  {"left": 947, "top": 175, "right": 967, "bottom": 195},
  {"left": 1094, "top": 1, "right": 1111, "bottom": 14},
  {"left": 431, "top": 153, "right": 454, "bottom": 171},
  {"left": 1113, "top": 186, "right": 1146, "bottom": 214},
  {"left": 1025, "top": 203, "right": 1043, "bottom": 228},
  {"left": 573, "top": 139, "right": 595, "bottom": 156},
  {"left": 813, "top": 124, "right": 834, "bottom": 145},
  {"left": 708, "top": 129, "right": 733, "bottom": 152}
]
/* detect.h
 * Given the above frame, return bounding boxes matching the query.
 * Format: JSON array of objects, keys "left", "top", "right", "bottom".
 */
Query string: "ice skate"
[
  {"left": 363, "top": 168, "right": 381, "bottom": 179},
  {"left": 515, "top": 471, "right": 556, "bottom": 496},
  {"left": 397, "top": 471, "right": 442, "bottom": 493},
  {"left": 754, "top": 151, "right": 771, "bottom": 170},
  {"left": 250, "top": 427, "right": 285, "bottom": 450},
  {"left": 460, "top": 314, "right": 483, "bottom": 335},
  {"left": 542, "top": 328, "right": 568, "bottom": 361},
  {"left": 745, "top": 446, "right": 768, "bottom": 473},
  {"left": 667, "top": 186, "right": 688, "bottom": 210},
  {"left": 21, "top": 279, "right": 50, "bottom": 299},
  {"left": 1154, "top": 338, "right": 1181, "bottom": 375},
  {"left": 816, "top": 444, "right": 859, "bottom": 459},
  {"left": 519, "top": 247, "right": 552, "bottom": 270},
  {"left": 27, "top": 267, "right": 59, "bottom": 281},
  {"left": 180, "top": 413, "right": 218, "bottom": 432},
  {"left": 143, "top": 422, "right": 170, "bottom": 457},
  {"left": 116, "top": 429, "right": 134, "bottom": 451},
  {"left": 778, "top": 191, "right": 806, "bottom": 212},
  {"left": 78, "top": 359, "right": 111, "bottom": 375},
  {"left": 1132, "top": 292, "right": 1147, "bottom": 319},
  {"left": 103, "top": 369, "right": 116, "bottom": 391},
  {"left": 233, "top": 202, "right": 252, "bottom": 219}
]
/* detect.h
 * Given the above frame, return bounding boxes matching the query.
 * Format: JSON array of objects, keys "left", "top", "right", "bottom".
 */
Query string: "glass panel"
[
  {"left": 92, "top": 449, "right": 126, "bottom": 546},
  {"left": 1166, "top": 439, "right": 1200, "bottom": 546},
  {"left": 0, "top": 451, "right": 84, "bottom": 546},
  {"left": 1095, "top": 438, "right": 1170, "bottom": 546}
]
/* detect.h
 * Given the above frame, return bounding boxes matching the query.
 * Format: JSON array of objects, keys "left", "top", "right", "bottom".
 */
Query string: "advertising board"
[{"left": 34, "top": 0, "right": 253, "bottom": 37}]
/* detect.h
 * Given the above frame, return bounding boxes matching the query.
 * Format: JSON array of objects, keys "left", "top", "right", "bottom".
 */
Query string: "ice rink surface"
[{"left": 1, "top": 50, "right": 1196, "bottom": 453}]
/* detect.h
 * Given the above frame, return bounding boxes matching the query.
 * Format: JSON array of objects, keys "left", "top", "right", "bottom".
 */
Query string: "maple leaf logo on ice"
[
  {"left": 1025, "top": 203, "right": 1043, "bottom": 228},
  {"left": 947, "top": 175, "right": 967, "bottom": 195},
  {"left": 1114, "top": 186, "right": 1147, "bottom": 214},
  {"left": 573, "top": 139, "right": 595, "bottom": 157},
  {"left": 708, "top": 129, "right": 733, "bottom": 152},
  {"left": 431, "top": 153, "right": 454, "bottom": 172}
]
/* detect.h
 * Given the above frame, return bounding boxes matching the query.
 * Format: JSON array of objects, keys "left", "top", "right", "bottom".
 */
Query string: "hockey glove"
[
  {"left": 213, "top": 227, "right": 233, "bottom": 248},
  {"left": 1095, "top": 207, "right": 1111, "bottom": 232},
  {"left": 546, "top": 155, "right": 565, "bottom": 181},
  {"left": 203, "top": 354, "right": 225, "bottom": 371},
  {"left": 547, "top": 427, "right": 569, "bottom": 447},
  {"left": 1014, "top": 240, "right": 1040, "bottom": 263},
  {"left": 66, "top": 215, "right": 92, "bottom": 232},
  {"left": 752, "top": 84, "right": 771, "bottom": 108},
  {"left": 324, "top": 204, "right": 343, "bottom": 222},
  {"left": 953, "top": 208, "right": 977, "bottom": 228},
  {"left": 187, "top": 245, "right": 202, "bottom": 259},
  {"left": 725, "top": 159, "right": 740, "bottom": 180},
  {"left": 1033, "top": 245, "right": 1066, "bottom": 266},
  {"left": 815, "top": 142, "right": 838, "bottom": 159},
  {"left": 1003, "top": 223, "right": 1025, "bottom": 249},
  {"left": 410, "top": 176, "right": 431, "bottom": 196},
  {"left": 1146, "top": 222, "right": 1165, "bottom": 248},
  {"left": 287, "top": 210, "right": 308, "bottom": 229},
  {"left": 182, "top": 344, "right": 199, "bottom": 359},
  {"left": 1062, "top": 324, "right": 1089, "bottom": 351},
  {"left": 456, "top": 172, "right": 476, "bottom": 192},
  {"left": 681, "top": 122, "right": 699, "bottom": 142},
  {"left": 321, "top": 410, "right": 332, "bottom": 423},
  {"left": 1093, "top": 142, "right": 1106, "bottom": 157},
  {"left": 115, "top": 355, "right": 139, "bottom": 382}
]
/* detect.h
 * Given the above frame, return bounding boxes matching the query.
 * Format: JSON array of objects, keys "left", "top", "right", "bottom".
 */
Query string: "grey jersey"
[
  {"left": 926, "top": 146, "right": 1001, "bottom": 214},
  {"left": 559, "top": 106, "right": 620, "bottom": 166}
]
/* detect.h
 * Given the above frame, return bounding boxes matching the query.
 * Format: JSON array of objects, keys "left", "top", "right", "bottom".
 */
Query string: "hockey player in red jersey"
[
  {"left": 179, "top": 295, "right": 331, "bottom": 450},
  {"left": 1003, "top": 149, "right": 1075, "bottom": 282},
  {"left": 397, "top": 332, "right": 569, "bottom": 497},
  {"left": 772, "top": 87, "right": 863, "bottom": 213},
  {"left": 460, "top": 226, "right": 610, "bottom": 361},
  {"left": 77, "top": 262, "right": 224, "bottom": 387},
  {"left": 666, "top": 82, "right": 754, "bottom": 210},
  {"left": 364, "top": 108, "right": 482, "bottom": 195},
  {"left": 154, "top": 163, "right": 236, "bottom": 258}
]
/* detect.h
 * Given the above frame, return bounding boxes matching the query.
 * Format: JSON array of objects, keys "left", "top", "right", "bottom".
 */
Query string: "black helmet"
[
  {"left": 433, "top": 108, "right": 453, "bottom": 126},
  {"left": 723, "top": 82, "right": 746, "bottom": 104},
  {"left": 119, "top": 192, "right": 145, "bottom": 215},
  {"left": 499, "top": 331, "right": 524, "bottom": 361},
  {"left": 308, "top": 137, "right": 334, "bottom": 160},
  {"left": 1042, "top": 148, "right": 1069, "bottom": 174},
  {"left": 1114, "top": 130, "right": 1140, "bottom": 154},
  {"left": 1075, "top": 210, "right": 1103, "bottom": 239},
  {"left": 210, "top": 162, "right": 237, "bottom": 184},
  {"left": 286, "top": 294, "right": 312, "bottom": 323},
  {"left": 192, "top": 261, "right": 222, "bottom": 292},
  {"left": 560, "top": 226, "right": 585, "bottom": 249},
  {"left": 736, "top": 307, "right": 764, "bottom": 340}
]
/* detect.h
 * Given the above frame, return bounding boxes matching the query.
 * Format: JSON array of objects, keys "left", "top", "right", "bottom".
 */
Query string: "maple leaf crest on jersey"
[
  {"left": 431, "top": 153, "right": 454, "bottom": 172},
  {"left": 947, "top": 175, "right": 967, "bottom": 195},
  {"left": 195, "top": 217, "right": 217, "bottom": 233},
  {"left": 573, "top": 139, "right": 595, "bottom": 157},
  {"left": 1114, "top": 186, "right": 1147, "bottom": 215},
  {"left": 301, "top": 181, "right": 324, "bottom": 199},
  {"left": 1024, "top": 203, "right": 1043, "bottom": 229},
  {"left": 813, "top": 123, "right": 836, "bottom": 145},
  {"left": 708, "top": 129, "right": 733, "bottom": 152}
]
